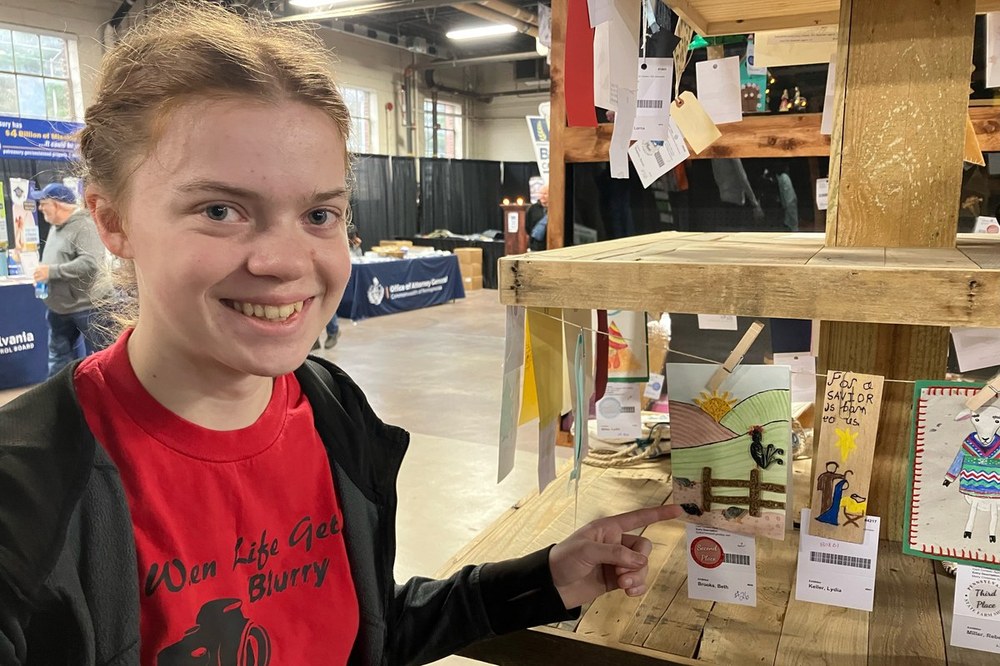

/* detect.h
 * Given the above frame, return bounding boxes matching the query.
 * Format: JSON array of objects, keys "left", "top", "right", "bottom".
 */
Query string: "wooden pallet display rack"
[{"left": 446, "top": 0, "right": 1000, "bottom": 663}]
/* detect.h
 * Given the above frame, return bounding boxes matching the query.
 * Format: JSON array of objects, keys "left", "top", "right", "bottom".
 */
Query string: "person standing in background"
[
  {"left": 527, "top": 184, "right": 549, "bottom": 251},
  {"left": 31, "top": 183, "right": 108, "bottom": 376}
]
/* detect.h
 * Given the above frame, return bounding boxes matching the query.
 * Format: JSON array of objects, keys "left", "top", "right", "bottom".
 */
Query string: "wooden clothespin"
[
  {"left": 965, "top": 372, "right": 1000, "bottom": 412},
  {"left": 707, "top": 321, "right": 765, "bottom": 392}
]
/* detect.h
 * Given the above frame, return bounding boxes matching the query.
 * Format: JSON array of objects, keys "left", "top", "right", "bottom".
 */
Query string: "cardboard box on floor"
[
  {"left": 453, "top": 247, "right": 482, "bottom": 265},
  {"left": 462, "top": 275, "right": 482, "bottom": 291},
  {"left": 380, "top": 239, "right": 413, "bottom": 247}
]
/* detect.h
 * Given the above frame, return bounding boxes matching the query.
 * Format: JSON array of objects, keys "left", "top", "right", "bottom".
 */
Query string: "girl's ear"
[{"left": 86, "top": 185, "right": 133, "bottom": 259}]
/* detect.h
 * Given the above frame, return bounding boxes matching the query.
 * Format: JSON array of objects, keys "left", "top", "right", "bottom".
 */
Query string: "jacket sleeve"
[
  {"left": 0, "top": 574, "right": 28, "bottom": 665},
  {"left": 48, "top": 223, "right": 103, "bottom": 283},
  {"left": 388, "top": 545, "right": 579, "bottom": 666}
]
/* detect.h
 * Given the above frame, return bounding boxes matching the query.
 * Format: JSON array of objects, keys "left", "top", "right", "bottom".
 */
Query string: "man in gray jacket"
[{"left": 30, "top": 183, "right": 107, "bottom": 376}]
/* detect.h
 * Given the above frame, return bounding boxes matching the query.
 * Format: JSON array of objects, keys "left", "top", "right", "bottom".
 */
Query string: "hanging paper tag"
[
  {"left": 596, "top": 382, "right": 643, "bottom": 439},
  {"left": 795, "top": 509, "right": 879, "bottom": 612},
  {"left": 593, "top": 23, "right": 612, "bottom": 110},
  {"left": 628, "top": 126, "right": 689, "bottom": 188},
  {"left": 635, "top": 57, "right": 673, "bottom": 116},
  {"left": 498, "top": 306, "right": 526, "bottom": 482},
  {"left": 820, "top": 56, "right": 837, "bottom": 136},
  {"left": 773, "top": 352, "right": 817, "bottom": 405},
  {"left": 695, "top": 56, "right": 743, "bottom": 125},
  {"left": 686, "top": 524, "right": 757, "bottom": 607},
  {"left": 815, "top": 178, "right": 829, "bottom": 211},
  {"left": 643, "top": 372, "right": 665, "bottom": 400},
  {"left": 988, "top": 13, "right": 1000, "bottom": 88},
  {"left": 588, "top": 0, "right": 613, "bottom": 27},
  {"left": 746, "top": 37, "right": 766, "bottom": 76},
  {"left": 610, "top": 88, "right": 638, "bottom": 179},
  {"left": 670, "top": 92, "right": 722, "bottom": 154},
  {"left": 950, "top": 565, "right": 1000, "bottom": 653},
  {"left": 808, "top": 371, "right": 884, "bottom": 544},
  {"left": 951, "top": 327, "right": 1000, "bottom": 372},
  {"left": 965, "top": 113, "right": 985, "bottom": 166}
]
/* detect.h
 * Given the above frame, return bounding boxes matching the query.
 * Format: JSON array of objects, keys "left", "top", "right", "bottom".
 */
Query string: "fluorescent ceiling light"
[
  {"left": 446, "top": 24, "right": 518, "bottom": 40},
  {"left": 289, "top": 0, "right": 340, "bottom": 8}
]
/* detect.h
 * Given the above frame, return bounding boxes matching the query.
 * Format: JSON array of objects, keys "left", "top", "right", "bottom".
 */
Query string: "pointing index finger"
[{"left": 603, "top": 504, "right": 685, "bottom": 533}]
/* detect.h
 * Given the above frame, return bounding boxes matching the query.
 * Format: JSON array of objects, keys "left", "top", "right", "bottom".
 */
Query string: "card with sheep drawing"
[
  {"left": 808, "top": 371, "right": 885, "bottom": 545},
  {"left": 668, "top": 363, "right": 792, "bottom": 540},
  {"left": 904, "top": 381, "right": 1000, "bottom": 570}
]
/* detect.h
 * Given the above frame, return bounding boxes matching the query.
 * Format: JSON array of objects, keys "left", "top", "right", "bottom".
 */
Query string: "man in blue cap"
[{"left": 30, "top": 183, "right": 109, "bottom": 375}]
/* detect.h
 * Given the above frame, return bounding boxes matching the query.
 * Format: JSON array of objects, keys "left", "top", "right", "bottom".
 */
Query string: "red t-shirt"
[{"left": 74, "top": 330, "right": 359, "bottom": 665}]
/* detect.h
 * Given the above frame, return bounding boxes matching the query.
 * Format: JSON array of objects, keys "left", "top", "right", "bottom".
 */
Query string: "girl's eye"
[
  {"left": 205, "top": 205, "right": 230, "bottom": 221},
  {"left": 308, "top": 209, "right": 337, "bottom": 226}
]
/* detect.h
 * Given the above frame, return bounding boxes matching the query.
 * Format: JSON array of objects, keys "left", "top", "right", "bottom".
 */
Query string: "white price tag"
[
  {"left": 635, "top": 58, "right": 672, "bottom": 117},
  {"left": 686, "top": 524, "right": 757, "bottom": 607},
  {"left": 627, "top": 124, "right": 689, "bottom": 189},
  {"left": 697, "top": 314, "right": 738, "bottom": 331},
  {"left": 796, "top": 509, "right": 880, "bottom": 612},
  {"left": 644, "top": 372, "right": 665, "bottom": 400}
]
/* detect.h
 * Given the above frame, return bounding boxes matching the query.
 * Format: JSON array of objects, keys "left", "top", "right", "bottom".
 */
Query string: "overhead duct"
[
  {"left": 418, "top": 51, "right": 542, "bottom": 69},
  {"left": 477, "top": 1, "right": 539, "bottom": 26},
  {"left": 453, "top": 4, "right": 539, "bottom": 38},
  {"left": 325, "top": 19, "right": 440, "bottom": 56},
  {"left": 277, "top": 0, "right": 476, "bottom": 22}
]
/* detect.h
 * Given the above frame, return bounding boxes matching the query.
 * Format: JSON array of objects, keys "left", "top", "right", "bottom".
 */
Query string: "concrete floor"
[{"left": 0, "top": 289, "right": 562, "bottom": 665}]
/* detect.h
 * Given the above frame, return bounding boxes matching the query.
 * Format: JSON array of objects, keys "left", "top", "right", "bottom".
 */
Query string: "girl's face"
[{"left": 108, "top": 98, "right": 351, "bottom": 378}]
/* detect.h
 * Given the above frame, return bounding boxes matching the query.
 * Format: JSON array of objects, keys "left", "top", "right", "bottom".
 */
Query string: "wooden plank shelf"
[
  {"left": 441, "top": 460, "right": 993, "bottom": 666},
  {"left": 668, "top": 0, "right": 1000, "bottom": 36},
  {"left": 498, "top": 232, "right": 1000, "bottom": 327}
]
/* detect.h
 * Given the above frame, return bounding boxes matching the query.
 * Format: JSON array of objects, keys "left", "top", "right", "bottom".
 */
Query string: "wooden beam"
[
  {"left": 563, "top": 107, "right": 1000, "bottom": 163},
  {"left": 546, "top": 0, "right": 567, "bottom": 250}
]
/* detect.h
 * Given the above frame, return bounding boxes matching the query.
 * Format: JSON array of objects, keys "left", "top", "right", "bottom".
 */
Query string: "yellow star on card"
[{"left": 834, "top": 428, "right": 858, "bottom": 462}]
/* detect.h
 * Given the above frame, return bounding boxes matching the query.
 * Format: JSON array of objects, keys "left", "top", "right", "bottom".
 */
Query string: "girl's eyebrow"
[{"left": 175, "top": 179, "right": 349, "bottom": 205}]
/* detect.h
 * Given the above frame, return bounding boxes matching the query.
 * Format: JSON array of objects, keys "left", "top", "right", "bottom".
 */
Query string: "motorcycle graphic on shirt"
[{"left": 157, "top": 598, "right": 271, "bottom": 666}]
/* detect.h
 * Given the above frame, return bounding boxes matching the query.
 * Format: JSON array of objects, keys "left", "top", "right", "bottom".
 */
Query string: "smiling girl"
[{"left": 0, "top": 3, "right": 680, "bottom": 664}]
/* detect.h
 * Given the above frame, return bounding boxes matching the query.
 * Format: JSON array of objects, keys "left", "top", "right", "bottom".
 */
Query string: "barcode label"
[
  {"left": 724, "top": 553, "right": 751, "bottom": 566},
  {"left": 637, "top": 99, "right": 664, "bottom": 109},
  {"left": 809, "top": 551, "right": 871, "bottom": 570},
  {"left": 620, "top": 406, "right": 636, "bottom": 413},
  {"left": 653, "top": 151, "right": 665, "bottom": 168}
]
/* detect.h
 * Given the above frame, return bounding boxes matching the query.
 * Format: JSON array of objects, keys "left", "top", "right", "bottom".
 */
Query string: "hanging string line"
[{"left": 525, "top": 307, "right": 921, "bottom": 387}]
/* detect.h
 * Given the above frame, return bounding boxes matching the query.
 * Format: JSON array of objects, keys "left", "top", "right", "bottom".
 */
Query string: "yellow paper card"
[
  {"left": 670, "top": 92, "right": 722, "bottom": 154},
  {"left": 519, "top": 317, "right": 539, "bottom": 425},
  {"left": 965, "top": 113, "right": 985, "bottom": 166},
  {"left": 527, "top": 307, "right": 565, "bottom": 426}
]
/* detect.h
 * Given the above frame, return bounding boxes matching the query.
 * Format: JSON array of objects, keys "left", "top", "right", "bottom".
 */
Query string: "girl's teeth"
[
  {"left": 241, "top": 302, "right": 254, "bottom": 316},
  {"left": 229, "top": 300, "right": 304, "bottom": 321},
  {"left": 278, "top": 304, "right": 294, "bottom": 318},
  {"left": 293, "top": 302, "right": 303, "bottom": 313},
  {"left": 253, "top": 304, "right": 265, "bottom": 318},
  {"left": 264, "top": 305, "right": 280, "bottom": 319}
]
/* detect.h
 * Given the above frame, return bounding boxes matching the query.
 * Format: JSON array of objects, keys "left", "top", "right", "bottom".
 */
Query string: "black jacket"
[{"left": 0, "top": 356, "right": 576, "bottom": 665}]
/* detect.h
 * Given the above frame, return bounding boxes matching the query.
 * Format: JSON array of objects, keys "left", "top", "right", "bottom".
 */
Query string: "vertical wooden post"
[
  {"left": 547, "top": 0, "right": 568, "bottom": 250},
  {"left": 820, "top": 0, "right": 975, "bottom": 541}
]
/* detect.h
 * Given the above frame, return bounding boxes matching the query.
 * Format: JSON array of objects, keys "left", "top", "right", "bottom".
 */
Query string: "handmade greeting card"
[
  {"left": 809, "top": 371, "right": 884, "bottom": 544},
  {"left": 607, "top": 310, "right": 648, "bottom": 382},
  {"left": 668, "top": 363, "right": 792, "bottom": 540},
  {"left": 905, "top": 381, "right": 1000, "bottom": 569}
]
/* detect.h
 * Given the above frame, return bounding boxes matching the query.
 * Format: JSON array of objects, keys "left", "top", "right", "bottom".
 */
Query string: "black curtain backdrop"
[
  {"left": 501, "top": 161, "right": 540, "bottom": 202},
  {"left": 350, "top": 154, "right": 391, "bottom": 246},
  {"left": 389, "top": 156, "right": 418, "bottom": 241},
  {"left": 419, "top": 158, "right": 502, "bottom": 235},
  {"left": 1, "top": 159, "right": 69, "bottom": 256}
]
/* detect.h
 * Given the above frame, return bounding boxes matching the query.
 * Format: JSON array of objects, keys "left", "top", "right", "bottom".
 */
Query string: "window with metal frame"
[
  {"left": 341, "top": 85, "right": 379, "bottom": 154},
  {"left": 423, "top": 99, "right": 463, "bottom": 159},
  {"left": 0, "top": 26, "right": 83, "bottom": 121}
]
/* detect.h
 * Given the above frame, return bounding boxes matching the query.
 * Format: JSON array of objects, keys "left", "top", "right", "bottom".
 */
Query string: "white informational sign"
[
  {"left": 796, "top": 509, "right": 880, "bottom": 612},
  {"left": 950, "top": 565, "right": 1000, "bottom": 654},
  {"left": 695, "top": 56, "right": 743, "bottom": 125},
  {"left": 753, "top": 26, "right": 838, "bottom": 68},
  {"left": 975, "top": 216, "right": 1000, "bottom": 234},
  {"left": 9, "top": 177, "right": 35, "bottom": 253},
  {"left": 525, "top": 116, "right": 550, "bottom": 180},
  {"left": 816, "top": 177, "right": 830, "bottom": 211},
  {"left": 951, "top": 327, "right": 1000, "bottom": 372},
  {"left": 686, "top": 524, "right": 757, "bottom": 607},
  {"left": 697, "top": 314, "right": 738, "bottom": 331},
  {"left": 596, "top": 382, "right": 643, "bottom": 439},
  {"left": 506, "top": 211, "right": 520, "bottom": 234}
]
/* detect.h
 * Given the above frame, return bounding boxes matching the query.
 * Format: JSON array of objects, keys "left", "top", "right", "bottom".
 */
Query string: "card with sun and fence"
[{"left": 668, "top": 363, "right": 793, "bottom": 540}]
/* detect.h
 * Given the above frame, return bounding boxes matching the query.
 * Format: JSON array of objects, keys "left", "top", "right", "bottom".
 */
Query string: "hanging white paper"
[
  {"left": 987, "top": 13, "right": 1000, "bottom": 88},
  {"left": 697, "top": 314, "right": 738, "bottom": 331},
  {"left": 635, "top": 57, "right": 673, "bottom": 116},
  {"left": 498, "top": 306, "right": 526, "bottom": 482},
  {"left": 695, "top": 56, "right": 743, "bottom": 125},
  {"left": 686, "top": 524, "right": 758, "bottom": 607},
  {"left": 564, "top": 309, "right": 594, "bottom": 475},
  {"left": 594, "top": 22, "right": 613, "bottom": 110},
  {"left": 795, "top": 509, "right": 880, "bottom": 612},
  {"left": 820, "top": 57, "right": 837, "bottom": 136},
  {"left": 815, "top": 178, "right": 830, "bottom": 211},
  {"left": 628, "top": 125, "right": 689, "bottom": 188},
  {"left": 610, "top": 88, "right": 638, "bottom": 179},
  {"left": 588, "top": 0, "right": 613, "bottom": 27},
  {"left": 950, "top": 565, "right": 1000, "bottom": 653},
  {"left": 773, "top": 353, "right": 817, "bottom": 405},
  {"left": 537, "top": 3, "right": 552, "bottom": 48},
  {"left": 951, "top": 327, "right": 1000, "bottom": 372},
  {"left": 607, "top": 0, "right": 640, "bottom": 111}
]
